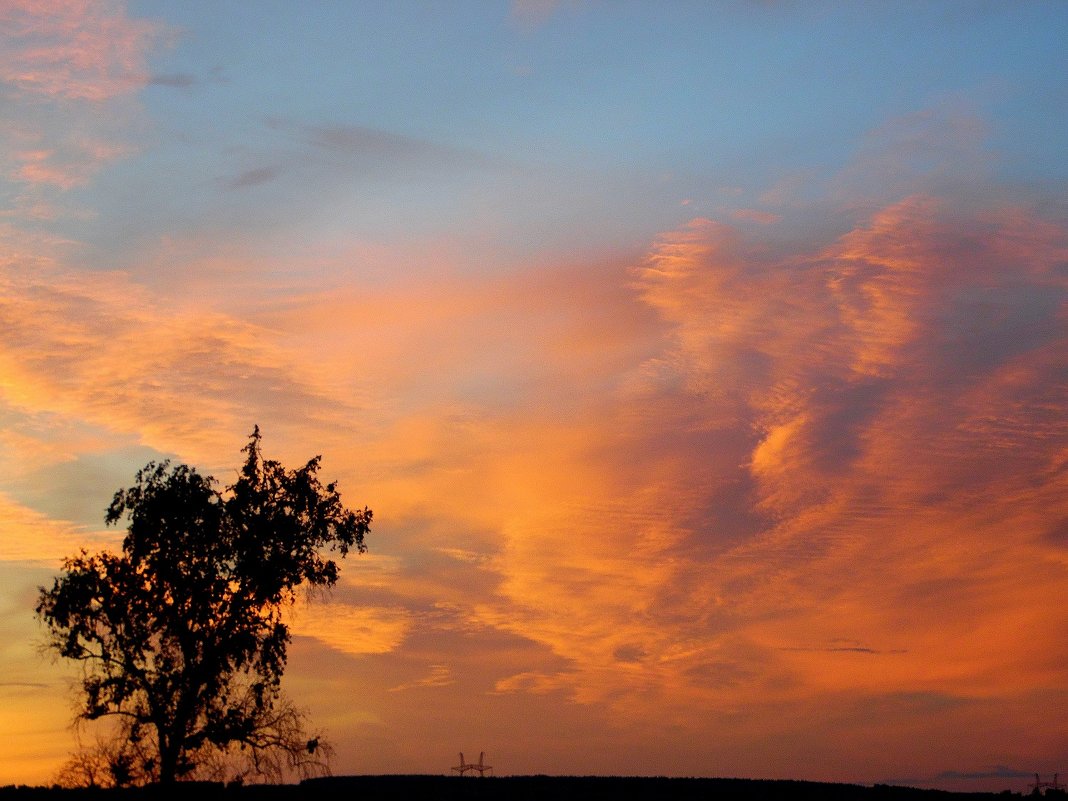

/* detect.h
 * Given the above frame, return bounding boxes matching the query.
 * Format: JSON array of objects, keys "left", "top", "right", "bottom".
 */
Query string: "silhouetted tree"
[{"left": 36, "top": 427, "right": 370, "bottom": 785}]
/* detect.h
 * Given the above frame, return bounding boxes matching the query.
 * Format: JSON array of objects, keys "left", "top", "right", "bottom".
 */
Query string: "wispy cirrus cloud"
[
  {"left": 291, "top": 120, "right": 486, "bottom": 178},
  {"left": 0, "top": 0, "right": 158, "bottom": 101},
  {"left": 0, "top": 0, "right": 159, "bottom": 204},
  {"left": 222, "top": 165, "right": 282, "bottom": 190},
  {"left": 0, "top": 254, "right": 360, "bottom": 468},
  {"left": 387, "top": 664, "right": 454, "bottom": 692}
]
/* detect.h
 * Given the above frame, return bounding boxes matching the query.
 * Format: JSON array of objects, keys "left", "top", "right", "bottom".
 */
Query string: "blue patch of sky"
[
  {"left": 3, "top": 445, "right": 173, "bottom": 530},
  {"left": 128, "top": 2, "right": 1059, "bottom": 169},
  {"left": 87, "top": 0, "right": 1068, "bottom": 275}
]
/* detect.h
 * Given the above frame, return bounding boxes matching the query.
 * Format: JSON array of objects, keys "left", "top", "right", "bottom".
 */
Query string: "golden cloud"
[
  {"left": 288, "top": 602, "right": 412, "bottom": 657},
  {"left": 0, "top": 491, "right": 117, "bottom": 565},
  {"left": 0, "top": 256, "right": 362, "bottom": 469}
]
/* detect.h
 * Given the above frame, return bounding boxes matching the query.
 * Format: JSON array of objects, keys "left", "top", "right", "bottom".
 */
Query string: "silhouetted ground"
[{"left": 0, "top": 775, "right": 1034, "bottom": 801}]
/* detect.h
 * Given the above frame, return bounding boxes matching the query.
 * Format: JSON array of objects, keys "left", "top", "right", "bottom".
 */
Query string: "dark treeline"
[{"left": 0, "top": 775, "right": 1034, "bottom": 801}]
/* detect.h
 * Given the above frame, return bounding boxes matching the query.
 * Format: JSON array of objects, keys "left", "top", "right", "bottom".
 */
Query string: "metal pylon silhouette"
[
  {"left": 452, "top": 751, "right": 492, "bottom": 776},
  {"left": 1029, "top": 774, "right": 1063, "bottom": 794},
  {"left": 471, "top": 752, "right": 492, "bottom": 776}
]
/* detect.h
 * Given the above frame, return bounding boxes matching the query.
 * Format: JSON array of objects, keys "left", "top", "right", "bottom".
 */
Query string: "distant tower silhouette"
[
  {"left": 471, "top": 752, "right": 493, "bottom": 777},
  {"left": 1029, "top": 774, "right": 1063, "bottom": 795},
  {"left": 451, "top": 751, "right": 492, "bottom": 776}
]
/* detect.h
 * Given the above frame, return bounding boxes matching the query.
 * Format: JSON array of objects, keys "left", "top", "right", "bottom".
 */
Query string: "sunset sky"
[{"left": 2, "top": 0, "right": 1068, "bottom": 791}]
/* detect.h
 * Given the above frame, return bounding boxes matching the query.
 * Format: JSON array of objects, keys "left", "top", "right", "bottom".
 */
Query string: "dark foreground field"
[{"left": 0, "top": 775, "right": 1032, "bottom": 801}]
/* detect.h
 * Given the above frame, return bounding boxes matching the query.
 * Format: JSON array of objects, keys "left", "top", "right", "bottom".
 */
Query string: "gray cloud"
[
  {"left": 148, "top": 72, "right": 197, "bottom": 88},
  {"left": 223, "top": 165, "right": 282, "bottom": 190},
  {"left": 300, "top": 123, "right": 482, "bottom": 174},
  {"left": 307, "top": 125, "right": 430, "bottom": 156},
  {"left": 612, "top": 644, "right": 646, "bottom": 663},
  {"left": 1045, "top": 518, "right": 1068, "bottom": 546},
  {"left": 937, "top": 766, "right": 1033, "bottom": 780}
]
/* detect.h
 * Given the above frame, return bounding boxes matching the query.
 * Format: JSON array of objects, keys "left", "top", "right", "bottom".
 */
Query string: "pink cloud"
[
  {"left": 510, "top": 0, "right": 566, "bottom": 30},
  {"left": 0, "top": 0, "right": 158, "bottom": 101},
  {"left": 0, "top": 0, "right": 158, "bottom": 199}
]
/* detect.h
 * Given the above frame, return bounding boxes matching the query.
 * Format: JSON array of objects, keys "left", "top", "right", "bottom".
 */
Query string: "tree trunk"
[{"left": 158, "top": 729, "right": 179, "bottom": 785}]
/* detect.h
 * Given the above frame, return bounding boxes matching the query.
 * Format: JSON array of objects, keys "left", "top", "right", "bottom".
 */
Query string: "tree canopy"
[{"left": 36, "top": 428, "right": 371, "bottom": 786}]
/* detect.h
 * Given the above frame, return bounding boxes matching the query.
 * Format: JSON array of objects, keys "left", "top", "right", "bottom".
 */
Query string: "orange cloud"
[
  {"left": 5, "top": 178, "right": 1067, "bottom": 783},
  {"left": 420, "top": 196, "right": 1068, "bottom": 752},
  {"left": 623, "top": 201, "right": 1068, "bottom": 708}
]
